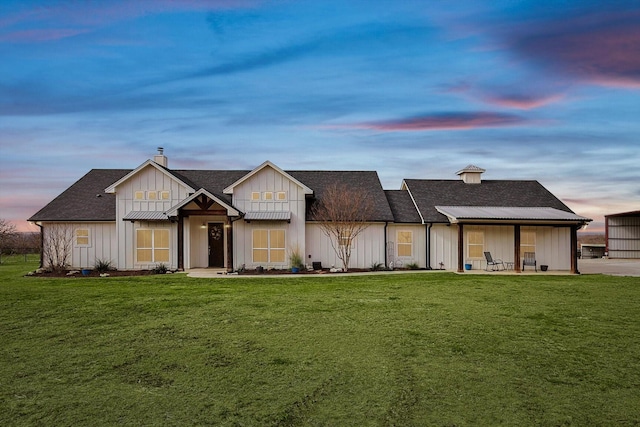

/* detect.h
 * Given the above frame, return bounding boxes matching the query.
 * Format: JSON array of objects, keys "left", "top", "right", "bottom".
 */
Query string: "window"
[
  {"left": 263, "top": 192, "right": 273, "bottom": 200},
  {"left": 397, "top": 231, "right": 413, "bottom": 257},
  {"left": 338, "top": 232, "right": 353, "bottom": 247},
  {"left": 252, "top": 229, "right": 285, "bottom": 263},
  {"left": 135, "top": 191, "right": 145, "bottom": 200},
  {"left": 136, "top": 229, "right": 170, "bottom": 263},
  {"left": 521, "top": 231, "right": 536, "bottom": 256},
  {"left": 251, "top": 192, "right": 261, "bottom": 201},
  {"left": 467, "top": 231, "right": 484, "bottom": 259},
  {"left": 75, "top": 228, "right": 90, "bottom": 246},
  {"left": 276, "top": 191, "right": 287, "bottom": 201},
  {"left": 160, "top": 191, "right": 170, "bottom": 200},
  {"left": 147, "top": 191, "right": 157, "bottom": 200}
]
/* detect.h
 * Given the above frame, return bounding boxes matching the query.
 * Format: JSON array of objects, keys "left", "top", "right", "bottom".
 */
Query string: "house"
[
  {"left": 605, "top": 210, "right": 640, "bottom": 259},
  {"left": 29, "top": 150, "right": 591, "bottom": 273}
]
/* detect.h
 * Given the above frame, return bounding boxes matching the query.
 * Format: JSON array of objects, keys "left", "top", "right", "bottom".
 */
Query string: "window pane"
[
  {"left": 469, "top": 245, "right": 484, "bottom": 258},
  {"left": 252, "top": 192, "right": 260, "bottom": 200},
  {"left": 270, "top": 230, "right": 285, "bottom": 249},
  {"left": 398, "top": 244, "right": 412, "bottom": 257},
  {"left": 137, "top": 249, "right": 152, "bottom": 262},
  {"left": 398, "top": 231, "right": 412, "bottom": 244},
  {"left": 270, "top": 249, "right": 285, "bottom": 263},
  {"left": 137, "top": 230, "right": 152, "bottom": 248},
  {"left": 155, "top": 249, "right": 169, "bottom": 262},
  {"left": 277, "top": 192, "right": 287, "bottom": 200},
  {"left": 264, "top": 192, "right": 273, "bottom": 200},
  {"left": 147, "top": 191, "right": 157, "bottom": 200},
  {"left": 253, "top": 230, "right": 267, "bottom": 248},
  {"left": 77, "top": 237, "right": 89, "bottom": 245},
  {"left": 154, "top": 229, "right": 169, "bottom": 248},
  {"left": 253, "top": 249, "right": 268, "bottom": 262}
]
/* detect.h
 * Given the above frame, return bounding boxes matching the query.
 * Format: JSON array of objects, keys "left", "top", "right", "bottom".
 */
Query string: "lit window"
[
  {"left": 252, "top": 229, "right": 285, "bottom": 263},
  {"left": 277, "top": 191, "right": 287, "bottom": 201},
  {"left": 520, "top": 231, "right": 536, "bottom": 256},
  {"left": 160, "top": 191, "right": 170, "bottom": 200},
  {"left": 135, "top": 191, "right": 145, "bottom": 200},
  {"left": 136, "top": 229, "right": 170, "bottom": 263},
  {"left": 397, "top": 231, "right": 413, "bottom": 257},
  {"left": 263, "top": 192, "right": 273, "bottom": 200},
  {"left": 467, "top": 231, "right": 484, "bottom": 259},
  {"left": 251, "top": 192, "right": 261, "bottom": 201},
  {"left": 338, "top": 232, "right": 352, "bottom": 247},
  {"left": 75, "top": 229, "right": 90, "bottom": 246},
  {"left": 147, "top": 191, "right": 157, "bottom": 200}
]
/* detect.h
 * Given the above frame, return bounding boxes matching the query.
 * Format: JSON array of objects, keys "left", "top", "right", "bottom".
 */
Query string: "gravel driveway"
[{"left": 578, "top": 258, "right": 640, "bottom": 277}]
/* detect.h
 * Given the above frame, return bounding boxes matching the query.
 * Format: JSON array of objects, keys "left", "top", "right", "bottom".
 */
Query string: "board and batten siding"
[
  {"left": 305, "top": 223, "right": 386, "bottom": 270},
  {"left": 386, "top": 224, "right": 427, "bottom": 268},
  {"left": 114, "top": 164, "right": 190, "bottom": 270},
  {"left": 41, "top": 222, "right": 117, "bottom": 269},
  {"left": 231, "top": 166, "right": 307, "bottom": 270},
  {"left": 185, "top": 215, "right": 229, "bottom": 269}
]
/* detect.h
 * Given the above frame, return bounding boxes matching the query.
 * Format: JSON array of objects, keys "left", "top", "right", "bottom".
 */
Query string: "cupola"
[{"left": 456, "top": 164, "right": 485, "bottom": 184}]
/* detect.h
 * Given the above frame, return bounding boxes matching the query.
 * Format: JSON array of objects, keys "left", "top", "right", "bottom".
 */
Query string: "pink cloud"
[
  {"left": 479, "top": 93, "right": 565, "bottom": 110},
  {"left": 0, "top": 28, "right": 89, "bottom": 43},
  {"left": 348, "top": 112, "right": 528, "bottom": 131},
  {"left": 508, "top": 10, "right": 640, "bottom": 88}
]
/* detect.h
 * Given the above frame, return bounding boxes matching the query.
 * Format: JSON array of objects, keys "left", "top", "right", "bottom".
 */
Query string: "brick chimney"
[
  {"left": 153, "top": 147, "right": 168, "bottom": 168},
  {"left": 456, "top": 165, "right": 485, "bottom": 184}
]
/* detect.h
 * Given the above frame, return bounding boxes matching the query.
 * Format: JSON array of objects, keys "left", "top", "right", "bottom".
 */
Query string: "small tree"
[
  {"left": 311, "top": 182, "right": 375, "bottom": 272},
  {"left": 0, "top": 219, "right": 17, "bottom": 249},
  {"left": 42, "top": 224, "right": 73, "bottom": 272}
]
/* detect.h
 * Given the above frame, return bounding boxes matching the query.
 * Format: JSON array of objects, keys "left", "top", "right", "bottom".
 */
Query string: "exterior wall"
[
  {"left": 42, "top": 222, "right": 117, "bottom": 269},
  {"left": 305, "top": 223, "right": 386, "bottom": 269},
  {"left": 386, "top": 224, "right": 427, "bottom": 268},
  {"left": 429, "top": 224, "right": 572, "bottom": 271},
  {"left": 607, "top": 215, "right": 640, "bottom": 259},
  {"left": 114, "top": 164, "right": 190, "bottom": 269},
  {"left": 231, "top": 166, "right": 308, "bottom": 270}
]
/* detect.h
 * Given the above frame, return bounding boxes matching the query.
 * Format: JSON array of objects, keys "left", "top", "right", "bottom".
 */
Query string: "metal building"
[{"left": 605, "top": 210, "right": 640, "bottom": 259}]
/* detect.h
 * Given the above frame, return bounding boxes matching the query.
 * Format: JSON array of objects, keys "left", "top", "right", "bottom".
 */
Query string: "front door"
[{"left": 208, "top": 223, "right": 224, "bottom": 268}]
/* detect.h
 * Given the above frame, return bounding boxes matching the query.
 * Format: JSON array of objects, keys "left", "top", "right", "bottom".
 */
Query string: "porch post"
[
  {"left": 457, "top": 224, "right": 464, "bottom": 272},
  {"left": 571, "top": 225, "right": 579, "bottom": 274},
  {"left": 226, "top": 217, "right": 233, "bottom": 272},
  {"left": 177, "top": 213, "right": 184, "bottom": 271},
  {"left": 514, "top": 225, "right": 521, "bottom": 273}
]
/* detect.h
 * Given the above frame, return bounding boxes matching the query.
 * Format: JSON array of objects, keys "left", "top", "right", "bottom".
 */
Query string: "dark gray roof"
[
  {"left": 385, "top": 190, "right": 422, "bottom": 223},
  {"left": 289, "top": 171, "right": 395, "bottom": 222},
  {"left": 403, "top": 179, "right": 574, "bottom": 223},
  {"left": 29, "top": 168, "right": 395, "bottom": 222},
  {"left": 29, "top": 169, "right": 129, "bottom": 222}
]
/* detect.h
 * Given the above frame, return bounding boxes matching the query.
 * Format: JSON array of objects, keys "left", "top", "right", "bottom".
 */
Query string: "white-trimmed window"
[
  {"left": 75, "top": 228, "right": 90, "bottom": 247},
  {"left": 134, "top": 191, "right": 145, "bottom": 200},
  {"left": 397, "top": 231, "right": 413, "bottom": 257},
  {"left": 252, "top": 229, "right": 285, "bottom": 263},
  {"left": 521, "top": 231, "right": 536, "bottom": 256},
  {"left": 467, "top": 231, "right": 484, "bottom": 259},
  {"left": 338, "top": 232, "right": 354, "bottom": 248},
  {"left": 263, "top": 192, "right": 273, "bottom": 201},
  {"left": 147, "top": 191, "right": 157, "bottom": 200},
  {"left": 276, "top": 191, "right": 287, "bottom": 201},
  {"left": 160, "top": 191, "right": 170, "bottom": 200},
  {"left": 136, "top": 229, "right": 170, "bottom": 263},
  {"left": 251, "top": 192, "right": 261, "bottom": 201}
]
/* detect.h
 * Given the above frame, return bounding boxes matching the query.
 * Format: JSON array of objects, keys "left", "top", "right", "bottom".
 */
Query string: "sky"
[{"left": 1, "top": 0, "right": 639, "bottom": 233}]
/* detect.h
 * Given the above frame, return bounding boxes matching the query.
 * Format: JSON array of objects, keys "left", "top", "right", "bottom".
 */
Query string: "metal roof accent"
[
  {"left": 244, "top": 211, "right": 291, "bottom": 222},
  {"left": 122, "top": 211, "right": 169, "bottom": 221},
  {"left": 435, "top": 206, "right": 591, "bottom": 223},
  {"left": 456, "top": 165, "right": 486, "bottom": 175}
]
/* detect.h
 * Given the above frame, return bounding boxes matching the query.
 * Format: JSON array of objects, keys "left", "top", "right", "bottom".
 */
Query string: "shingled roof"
[
  {"left": 385, "top": 190, "right": 422, "bottom": 223},
  {"left": 29, "top": 169, "right": 129, "bottom": 222},
  {"left": 403, "top": 179, "right": 575, "bottom": 223}
]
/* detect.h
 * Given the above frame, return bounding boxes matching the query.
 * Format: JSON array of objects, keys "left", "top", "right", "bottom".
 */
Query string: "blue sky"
[{"left": 1, "top": 0, "right": 639, "bottom": 232}]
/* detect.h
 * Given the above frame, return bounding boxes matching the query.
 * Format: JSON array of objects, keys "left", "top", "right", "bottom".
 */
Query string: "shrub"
[
  {"left": 406, "top": 262, "right": 420, "bottom": 270},
  {"left": 152, "top": 263, "right": 168, "bottom": 274},
  {"left": 94, "top": 259, "right": 114, "bottom": 273},
  {"left": 370, "top": 262, "right": 384, "bottom": 271}
]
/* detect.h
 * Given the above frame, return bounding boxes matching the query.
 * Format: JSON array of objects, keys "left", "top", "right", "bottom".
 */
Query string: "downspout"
[
  {"left": 426, "top": 223, "right": 432, "bottom": 269},
  {"left": 36, "top": 223, "right": 43, "bottom": 269},
  {"left": 384, "top": 222, "right": 389, "bottom": 268}
]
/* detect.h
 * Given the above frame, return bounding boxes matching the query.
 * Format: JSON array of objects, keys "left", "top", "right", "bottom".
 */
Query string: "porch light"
[{"left": 201, "top": 222, "right": 206, "bottom": 229}]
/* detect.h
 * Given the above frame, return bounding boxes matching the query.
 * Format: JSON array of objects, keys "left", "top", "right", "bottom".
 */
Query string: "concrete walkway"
[{"left": 187, "top": 259, "right": 640, "bottom": 278}]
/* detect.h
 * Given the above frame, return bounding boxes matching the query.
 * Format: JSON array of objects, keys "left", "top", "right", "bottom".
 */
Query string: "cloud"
[
  {"left": 478, "top": 93, "right": 565, "bottom": 110},
  {"left": 504, "top": 5, "right": 640, "bottom": 88},
  {"left": 0, "top": 28, "right": 90, "bottom": 42},
  {"left": 345, "top": 112, "right": 529, "bottom": 132}
]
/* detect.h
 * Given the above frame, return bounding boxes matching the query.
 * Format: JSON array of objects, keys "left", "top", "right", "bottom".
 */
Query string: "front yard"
[{"left": 1, "top": 258, "right": 639, "bottom": 425}]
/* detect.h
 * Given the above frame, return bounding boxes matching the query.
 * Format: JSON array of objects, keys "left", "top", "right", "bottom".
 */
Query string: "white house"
[{"left": 29, "top": 150, "right": 591, "bottom": 273}]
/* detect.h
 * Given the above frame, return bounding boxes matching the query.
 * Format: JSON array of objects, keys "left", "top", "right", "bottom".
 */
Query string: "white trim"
[
  {"left": 165, "top": 189, "right": 240, "bottom": 217},
  {"left": 222, "top": 160, "right": 313, "bottom": 195},
  {"left": 104, "top": 160, "right": 195, "bottom": 194}
]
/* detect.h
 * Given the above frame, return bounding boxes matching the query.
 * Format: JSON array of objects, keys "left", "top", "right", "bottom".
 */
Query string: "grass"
[{"left": 1, "top": 257, "right": 639, "bottom": 426}]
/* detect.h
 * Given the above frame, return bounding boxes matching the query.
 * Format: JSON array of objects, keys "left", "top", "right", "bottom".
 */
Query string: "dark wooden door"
[{"left": 208, "top": 223, "right": 224, "bottom": 268}]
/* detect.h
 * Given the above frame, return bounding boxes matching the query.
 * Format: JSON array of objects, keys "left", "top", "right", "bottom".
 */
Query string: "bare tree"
[
  {"left": 310, "top": 182, "right": 375, "bottom": 271},
  {"left": 0, "top": 218, "right": 17, "bottom": 249},
  {"left": 42, "top": 224, "right": 73, "bottom": 272}
]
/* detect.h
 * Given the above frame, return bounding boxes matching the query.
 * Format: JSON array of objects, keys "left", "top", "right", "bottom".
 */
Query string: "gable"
[
  {"left": 105, "top": 160, "right": 195, "bottom": 194},
  {"left": 223, "top": 161, "right": 313, "bottom": 195}
]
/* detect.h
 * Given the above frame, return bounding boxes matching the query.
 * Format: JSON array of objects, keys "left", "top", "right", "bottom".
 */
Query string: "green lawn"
[{"left": 1, "top": 259, "right": 639, "bottom": 426}]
